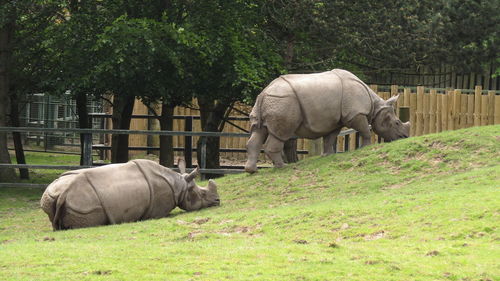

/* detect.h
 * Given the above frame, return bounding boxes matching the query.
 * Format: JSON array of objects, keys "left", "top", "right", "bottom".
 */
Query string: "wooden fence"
[{"left": 123, "top": 85, "right": 499, "bottom": 161}]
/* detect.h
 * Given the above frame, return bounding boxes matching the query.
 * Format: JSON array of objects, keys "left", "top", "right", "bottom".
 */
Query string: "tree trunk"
[
  {"left": 9, "top": 92, "right": 29, "bottom": 179},
  {"left": 0, "top": 22, "right": 16, "bottom": 180},
  {"left": 111, "top": 94, "right": 135, "bottom": 163},
  {"left": 196, "top": 96, "right": 231, "bottom": 179},
  {"left": 75, "top": 92, "right": 90, "bottom": 165},
  {"left": 159, "top": 103, "right": 174, "bottom": 167}
]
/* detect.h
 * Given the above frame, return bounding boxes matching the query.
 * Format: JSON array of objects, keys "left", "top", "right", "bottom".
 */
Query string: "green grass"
[{"left": 1, "top": 125, "right": 499, "bottom": 280}]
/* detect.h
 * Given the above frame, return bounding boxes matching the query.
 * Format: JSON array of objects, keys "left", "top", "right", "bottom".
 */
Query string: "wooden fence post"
[{"left": 473, "top": 86, "right": 482, "bottom": 126}]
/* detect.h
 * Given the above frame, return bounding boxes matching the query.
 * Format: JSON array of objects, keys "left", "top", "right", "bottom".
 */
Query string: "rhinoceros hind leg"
[
  {"left": 322, "top": 128, "right": 341, "bottom": 156},
  {"left": 348, "top": 114, "right": 372, "bottom": 147},
  {"left": 264, "top": 134, "right": 285, "bottom": 168},
  {"left": 61, "top": 208, "right": 108, "bottom": 230},
  {"left": 245, "top": 127, "right": 268, "bottom": 173}
]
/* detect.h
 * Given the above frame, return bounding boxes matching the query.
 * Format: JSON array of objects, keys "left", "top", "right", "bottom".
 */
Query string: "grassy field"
[{"left": 1, "top": 125, "right": 499, "bottom": 280}]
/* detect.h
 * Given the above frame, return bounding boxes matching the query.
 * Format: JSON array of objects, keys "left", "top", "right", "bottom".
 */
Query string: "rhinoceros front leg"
[
  {"left": 245, "top": 127, "right": 268, "bottom": 173},
  {"left": 264, "top": 134, "right": 285, "bottom": 168},
  {"left": 322, "top": 128, "right": 341, "bottom": 156},
  {"left": 348, "top": 114, "right": 372, "bottom": 147}
]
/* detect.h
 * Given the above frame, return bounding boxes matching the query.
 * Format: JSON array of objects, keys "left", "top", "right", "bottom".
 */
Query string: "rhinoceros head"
[
  {"left": 371, "top": 95, "right": 410, "bottom": 142},
  {"left": 177, "top": 159, "right": 220, "bottom": 211}
]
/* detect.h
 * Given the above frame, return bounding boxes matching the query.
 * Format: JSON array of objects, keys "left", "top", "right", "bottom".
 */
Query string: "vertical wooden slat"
[
  {"left": 460, "top": 92, "right": 467, "bottom": 129},
  {"left": 429, "top": 89, "right": 437, "bottom": 134},
  {"left": 452, "top": 90, "right": 461, "bottom": 129},
  {"left": 423, "top": 89, "right": 430, "bottom": 135},
  {"left": 391, "top": 85, "right": 398, "bottom": 97},
  {"left": 494, "top": 95, "right": 500, "bottom": 125},
  {"left": 488, "top": 91, "right": 495, "bottom": 125},
  {"left": 436, "top": 92, "right": 442, "bottom": 133},
  {"left": 481, "top": 94, "right": 488, "bottom": 126},
  {"left": 415, "top": 86, "right": 424, "bottom": 136},
  {"left": 447, "top": 90, "right": 454, "bottom": 130},
  {"left": 403, "top": 88, "right": 411, "bottom": 107},
  {"left": 409, "top": 89, "right": 417, "bottom": 136},
  {"left": 473, "top": 86, "right": 482, "bottom": 127},
  {"left": 466, "top": 94, "right": 474, "bottom": 128}
]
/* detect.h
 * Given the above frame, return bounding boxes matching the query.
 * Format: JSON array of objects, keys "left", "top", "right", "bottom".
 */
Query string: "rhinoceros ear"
[
  {"left": 178, "top": 158, "right": 186, "bottom": 174},
  {"left": 208, "top": 179, "right": 217, "bottom": 192},
  {"left": 386, "top": 94, "right": 400, "bottom": 107},
  {"left": 184, "top": 167, "right": 199, "bottom": 182}
]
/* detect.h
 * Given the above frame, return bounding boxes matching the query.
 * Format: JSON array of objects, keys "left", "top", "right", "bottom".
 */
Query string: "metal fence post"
[
  {"left": 184, "top": 116, "right": 193, "bottom": 168},
  {"left": 82, "top": 133, "right": 93, "bottom": 166},
  {"left": 200, "top": 137, "right": 207, "bottom": 180}
]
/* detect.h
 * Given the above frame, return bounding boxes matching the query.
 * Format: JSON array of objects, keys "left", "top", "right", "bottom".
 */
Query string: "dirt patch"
[
  {"left": 425, "top": 250, "right": 439, "bottom": 256},
  {"left": 193, "top": 218, "right": 210, "bottom": 225},
  {"left": 365, "top": 231, "right": 386, "bottom": 241},
  {"left": 293, "top": 239, "right": 308, "bottom": 244},
  {"left": 218, "top": 225, "right": 255, "bottom": 236}
]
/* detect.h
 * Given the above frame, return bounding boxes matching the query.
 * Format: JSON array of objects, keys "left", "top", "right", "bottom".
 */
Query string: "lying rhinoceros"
[
  {"left": 40, "top": 159, "right": 220, "bottom": 230},
  {"left": 245, "top": 69, "right": 410, "bottom": 173}
]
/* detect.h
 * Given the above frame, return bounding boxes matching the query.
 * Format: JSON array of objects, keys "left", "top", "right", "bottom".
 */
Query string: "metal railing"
[{"left": 0, "top": 126, "right": 360, "bottom": 188}]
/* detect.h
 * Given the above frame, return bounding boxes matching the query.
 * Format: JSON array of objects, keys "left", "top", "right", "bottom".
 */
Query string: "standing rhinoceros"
[
  {"left": 245, "top": 69, "right": 410, "bottom": 173},
  {"left": 40, "top": 159, "right": 220, "bottom": 230}
]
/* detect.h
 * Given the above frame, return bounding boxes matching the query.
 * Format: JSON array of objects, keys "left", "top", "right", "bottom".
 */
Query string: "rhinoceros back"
[
  {"left": 41, "top": 160, "right": 179, "bottom": 229},
  {"left": 280, "top": 71, "right": 344, "bottom": 134},
  {"left": 81, "top": 160, "right": 178, "bottom": 224}
]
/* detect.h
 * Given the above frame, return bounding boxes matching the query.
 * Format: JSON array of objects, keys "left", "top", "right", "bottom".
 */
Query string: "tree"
[
  {"left": 176, "top": 0, "right": 281, "bottom": 177},
  {"left": 0, "top": 0, "right": 58, "bottom": 180},
  {"left": 0, "top": 3, "right": 16, "bottom": 180}
]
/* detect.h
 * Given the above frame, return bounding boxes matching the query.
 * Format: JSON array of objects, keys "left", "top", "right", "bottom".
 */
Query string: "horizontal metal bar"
[
  {"left": 0, "top": 164, "right": 91, "bottom": 170},
  {"left": 1, "top": 127, "right": 358, "bottom": 138},
  {"left": 0, "top": 183, "right": 48, "bottom": 188},
  {"left": 0, "top": 127, "right": 251, "bottom": 137},
  {"left": 91, "top": 145, "right": 309, "bottom": 154},
  {"left": 88, "top": 114, "right": 250, "bottom": 121}
]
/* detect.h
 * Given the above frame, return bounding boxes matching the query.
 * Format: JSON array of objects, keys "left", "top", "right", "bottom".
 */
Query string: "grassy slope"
[{"left": 0, "top": 125, "right": 499, "bottom": 281}]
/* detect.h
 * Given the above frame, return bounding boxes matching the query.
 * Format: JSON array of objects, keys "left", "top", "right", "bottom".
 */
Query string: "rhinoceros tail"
[{"left": 51, "top": 187, "right": 70, "bottom": 231}]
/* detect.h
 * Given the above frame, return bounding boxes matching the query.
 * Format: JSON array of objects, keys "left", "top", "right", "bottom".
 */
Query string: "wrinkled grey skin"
[
  {"left": 245, "top": 69, "right": 410, "bottom": 173},
  {"left": 40, "top": 159, "right": 220, "bottom": 230}
]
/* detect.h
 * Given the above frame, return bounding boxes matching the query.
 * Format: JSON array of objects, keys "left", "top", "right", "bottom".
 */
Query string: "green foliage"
[
  {"left": 92, "top": 15, "right": 195, "bottom": 102},
  {"left": 1, "top": 126, "right": 499, "bottom": 280}
]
